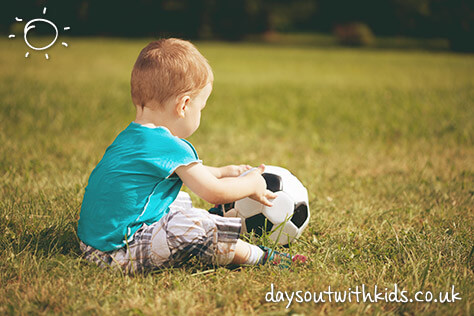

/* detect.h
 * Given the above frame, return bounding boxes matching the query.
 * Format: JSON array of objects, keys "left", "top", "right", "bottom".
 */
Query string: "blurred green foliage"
[
  {"left": 333, "top": 23, "right": 376, "bottom": 46},
  {"left": 1, "top": 1, "right": 473, "bottom": 49}
]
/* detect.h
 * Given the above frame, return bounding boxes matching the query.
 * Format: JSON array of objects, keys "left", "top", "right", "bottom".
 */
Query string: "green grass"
[{"left": 0, "top": 37, "right": 473, "bottom": 315}]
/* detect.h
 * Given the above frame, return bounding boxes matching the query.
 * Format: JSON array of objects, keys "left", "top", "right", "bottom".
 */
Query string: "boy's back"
[{"left": 78, "top": 122, "right": 200, "bottom": 252}]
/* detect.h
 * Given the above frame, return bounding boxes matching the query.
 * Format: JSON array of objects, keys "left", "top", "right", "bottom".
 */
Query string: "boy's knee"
[{"left": 149, "top": 222, "right": 172, "bottom": 267}]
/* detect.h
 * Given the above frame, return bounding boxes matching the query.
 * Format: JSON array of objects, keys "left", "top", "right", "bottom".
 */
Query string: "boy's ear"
[{"left": 176, "top": 95, "right": 191, "bottom": 118}]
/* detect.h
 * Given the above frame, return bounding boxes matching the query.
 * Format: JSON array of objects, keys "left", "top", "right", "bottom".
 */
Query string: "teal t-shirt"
[{"left": 77, "top": 122, "right": 201, "bottom": 252}]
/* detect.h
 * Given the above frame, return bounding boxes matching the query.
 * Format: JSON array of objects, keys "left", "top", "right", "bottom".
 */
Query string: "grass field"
[{"left": 0, "top": 36, "right": 473, "bottom": 315}]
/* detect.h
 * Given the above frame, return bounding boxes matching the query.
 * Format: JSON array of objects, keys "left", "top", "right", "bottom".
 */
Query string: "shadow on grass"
[{"left": 1, "top": 221, "right": 81, "bottom": 257}]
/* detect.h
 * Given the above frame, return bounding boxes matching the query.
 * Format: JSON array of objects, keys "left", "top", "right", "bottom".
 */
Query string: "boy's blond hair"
[{"left": 131, "top": 38, "right": 214, "bottom": 109}]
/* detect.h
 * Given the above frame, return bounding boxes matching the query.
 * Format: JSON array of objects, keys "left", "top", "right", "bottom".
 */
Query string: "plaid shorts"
[{"left": 79, "top": 192, "right": 241, "bottom": 273}]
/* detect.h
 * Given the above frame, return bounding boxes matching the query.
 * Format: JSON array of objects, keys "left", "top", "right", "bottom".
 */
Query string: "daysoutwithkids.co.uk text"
[{"left": 265, "top": 283, "right": 462, "bottom": 308}]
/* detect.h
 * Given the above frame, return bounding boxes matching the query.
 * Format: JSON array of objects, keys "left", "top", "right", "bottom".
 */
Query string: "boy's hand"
[
  {"left": 221, "top": 164, "right": 252, "bottom": 177},
  {"left": 176, "top": 163, "right": 276, "bottom": 206},
  {"left": 246, "top": 164, "right": 277, "bottom": 207}
]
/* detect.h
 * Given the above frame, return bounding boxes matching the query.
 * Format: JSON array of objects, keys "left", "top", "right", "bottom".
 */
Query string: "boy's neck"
[{"left": 134, "top": 104, "right": 180, "bottom": 136}]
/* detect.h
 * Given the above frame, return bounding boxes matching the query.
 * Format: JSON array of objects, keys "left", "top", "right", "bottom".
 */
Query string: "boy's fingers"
[
  {"left": 266, "top": 190, "right": 277, "bottom": 199},
  {"left": 242, "top": 165, "right": 252, "bottom": 173},
  {"left": 257, "top": 164, "right": 266, "bottom": 174},
  {"left": 261, "top": 197, "right": 273, "bottom": 207},
  {"left": 261, "top": 191, "right": 277, "bottom": 207}
]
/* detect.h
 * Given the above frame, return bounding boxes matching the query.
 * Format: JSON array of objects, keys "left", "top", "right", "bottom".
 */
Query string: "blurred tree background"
[{"left": 1, "top": 0, "right": 473, "bottom": 52}]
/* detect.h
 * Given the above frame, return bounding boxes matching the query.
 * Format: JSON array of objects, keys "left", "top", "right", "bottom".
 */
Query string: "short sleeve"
[
  {"left": 162, "top": 137, "right": 201, "bottom": 178},
  {"left": 139, "top": 127, "right": 201, "bottom": 179}
]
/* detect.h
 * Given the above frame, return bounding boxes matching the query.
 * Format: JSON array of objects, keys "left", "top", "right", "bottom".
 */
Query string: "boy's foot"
[
  {"left": 258, "top": 245, "right": 307, "bottom": 269},
  {"left": 208, "top": 205, "right": 224, "bottom": 216}
]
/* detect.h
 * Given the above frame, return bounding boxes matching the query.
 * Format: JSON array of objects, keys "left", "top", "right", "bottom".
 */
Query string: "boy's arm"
[
  {"left": 176, "top": 163, "right": 276, "bottom": 206},
  {"left": 204, "top": 165, "right": 252, "bottom": 179}
]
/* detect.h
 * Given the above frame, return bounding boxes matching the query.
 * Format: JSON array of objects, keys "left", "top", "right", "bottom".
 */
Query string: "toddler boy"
[{"left": 77, "top": 38, "right": 307, "bottom": 273}]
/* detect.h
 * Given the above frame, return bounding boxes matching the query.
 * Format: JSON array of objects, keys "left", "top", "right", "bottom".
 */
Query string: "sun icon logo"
[{"left": 8, "top": 7, "right": 70, "bottom": 60}]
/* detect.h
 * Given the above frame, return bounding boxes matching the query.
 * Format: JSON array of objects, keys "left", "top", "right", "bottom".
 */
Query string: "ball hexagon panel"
[
  {"left": 235, "top": 197, "right": 263, "bottom": 218},
  {"left": 265, "top": 165, "right": 308, "bottom": 204},
  {"left": 269, "top": 221, "right": 299, "bottom": 244},
  {"left": 262, "top": 191, "right": 294, "bottom": 225}
]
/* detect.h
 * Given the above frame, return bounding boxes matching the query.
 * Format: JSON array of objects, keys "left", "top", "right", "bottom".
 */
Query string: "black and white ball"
[{"left": 225, "top": 165, "right": 310, "bottom": 245}]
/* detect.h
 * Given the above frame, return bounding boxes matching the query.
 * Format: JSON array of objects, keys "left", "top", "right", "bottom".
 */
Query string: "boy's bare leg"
[
  {"left": 231, "top": 239, "right": 308, "bottom": 268},
  {"left": 232, "top": 239, "right": 253, "bottom": 264}
]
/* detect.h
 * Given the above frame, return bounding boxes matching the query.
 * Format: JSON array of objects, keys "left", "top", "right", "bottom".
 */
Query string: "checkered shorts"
[{"left": 79, "top": 192, "right": 241, "bottom": 273}]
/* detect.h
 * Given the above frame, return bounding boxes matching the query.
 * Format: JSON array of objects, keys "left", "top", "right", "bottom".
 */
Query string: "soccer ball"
[{"left": 225, "top": 165, "right": 310, "bottom": 245}]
